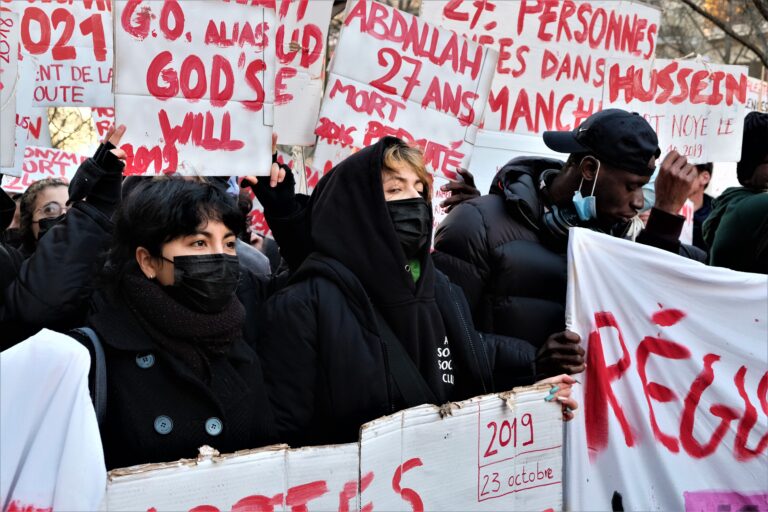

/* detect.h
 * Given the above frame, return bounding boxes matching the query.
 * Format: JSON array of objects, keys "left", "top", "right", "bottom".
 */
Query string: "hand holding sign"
[
  {"left": 537, "top": 374, "right": 579, "bottom": 422},
  {"left": 439, "top": 167, "right": 480, "bottom": 213},
  {"left": 536, "top": 330, "right": 585, "bottom": 377},
  {"left": 241, "top": 134, "right": 299, "bottom": 218},
  {"left": 653, "top": 150, "right": 697, "bottom": 215}
]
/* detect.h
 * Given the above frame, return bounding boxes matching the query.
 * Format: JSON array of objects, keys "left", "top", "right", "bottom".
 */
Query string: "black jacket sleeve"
[
  {"left": 264, "top": 193, "right": 311, "bottom": 272},
  {"left": 1, "top": 200, "right": 112, "bottom": 328},
  {"left": 433, "top": 202, "right": 492, "bottom": 317},
  {"left": 481, "top": 332, "right": 538, "bottom": 390},
  {"left": 637, "top": 207, "right": 706, "bottom": 262}
]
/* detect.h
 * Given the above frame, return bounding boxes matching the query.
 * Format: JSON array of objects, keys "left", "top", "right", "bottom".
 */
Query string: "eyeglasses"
[{"left": 33, "top": 202, "right": 68, "bottom": 221}]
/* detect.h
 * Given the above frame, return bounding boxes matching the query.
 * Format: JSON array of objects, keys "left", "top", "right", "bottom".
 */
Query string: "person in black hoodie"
[{"left": 258, "top": 137, "right": 577, "bottom": 447}]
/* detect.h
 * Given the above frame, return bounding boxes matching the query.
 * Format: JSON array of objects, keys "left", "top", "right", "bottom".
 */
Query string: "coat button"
[
  {"left": 135, "top": 353, "right": 155, "bottom": 369},
  {"left": 154, "top": 415, "right": 173, "bottom": 435},
  {"left": 205, "top": 417, "right": 223, "bottom": 436}
]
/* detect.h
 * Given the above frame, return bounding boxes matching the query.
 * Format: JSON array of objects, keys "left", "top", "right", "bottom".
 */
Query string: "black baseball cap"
[{"left": 543, "top": 109, "right": 661, "bottom": 176}]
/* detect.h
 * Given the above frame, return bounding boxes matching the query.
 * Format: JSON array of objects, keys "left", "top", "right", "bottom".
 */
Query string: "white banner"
[
  {"left": 105, "top": 386, "right": 562, "bottom": 511},
  {"left": 114, "top": 0, "right": 275, "bottom": 176},
  {"left": 314, "top": 0, "right": 498, "bottom": 181},
  {"left": 273, "top": 0, "right": 332, "bottom": 146},
  {"left": 1, "top": 57, "right": 36, "bottom": 177},
  {"left": 604, "top": 59, "right": 748, "bottom": 164},
  {"left": 6, "top": 0, "right": 113, "bottom": 107},
  {"left": 565, "top": 228, "right": 768, "bottom": 511}
]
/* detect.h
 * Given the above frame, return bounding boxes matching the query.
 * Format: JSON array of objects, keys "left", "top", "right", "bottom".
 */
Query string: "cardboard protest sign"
[
  {"left": 1, "top": 330, "right": 106, "bottom": 512},
  {"left": 565, "top": 228, "right": 768, "bottom": 511},
  {"left": 21, "top": 106, "right": 52, "bottom": 147},
  {"left": 421, "top": 0, "right": 660, "bottom": 147},
  {"left": 114, "top": 0, "right": 275, "bottom": 176},
  {"left": 1, "top": 145, "right": 87, "bottom": 194},
  {"left": 4, "top": 0, "right": 112, "bottom": 107},
  {"left": 0, "top": 9, "right": 19, "bottom": 167},
  {"left": 91, "top": 106, "right": 113, "bottom": 140},
  {"left": 604, "top": 59, "right": 748, "bottom": 163},
  {"left": 274, "top": 0, "right": 332, "bottom": 146},
  {"left": 104, "top": 387, "right": 562, "bottom": 511},
  {"left": 314, "top": 0, "right": 498, "bottom": 180},
  {"left": 1, "top": 57, "right": 36, "bottom": 177},
  {"left": 747, "top": 77, "right": 768, "bottom": 113}
]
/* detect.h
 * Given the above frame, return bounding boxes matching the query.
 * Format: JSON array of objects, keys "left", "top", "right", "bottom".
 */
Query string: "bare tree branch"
[
  {"left": 751, "top": 0, "right": 768, "bottom": 22},
  {"left": 680, "top": 0, "right": 768, "bottom": 67}
]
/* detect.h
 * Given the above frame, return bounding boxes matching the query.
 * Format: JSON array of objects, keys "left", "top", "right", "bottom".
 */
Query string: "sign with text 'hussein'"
[
  {"left": 605, "top": 59, "right": 748, "bottom": 163},
  {"left": 314, "top": 0, "right": 498, "bottom": 180},
  {"left": 104, "top": 387, "right": 562, "bottom": 511},
  {"left": 3, "top": 0, "right": 113, "bottom": 107},
  {"left": 114, "top": 0, "right": 275, "bottom": 176}
]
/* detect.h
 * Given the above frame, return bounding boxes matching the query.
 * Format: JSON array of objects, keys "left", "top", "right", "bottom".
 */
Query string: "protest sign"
[
  {"left": 114, "top": 0, "right": 275, "bottom": 176},
  {"left": 274, "top": 0, "right": 332, "bottom": 146},
  {"left": 21, "top": 107, "right": 52, "bottom": 147},
  {"left": 314, "top": 0, "right": 498, "bottom": 180},
  {"left": 1, "top": 8, "right": 19, "bottom": 167},
  {"left": 104, "top": 386, "right": 562, "bottom": 511},
  {"left": 565, "top": 228, "right": 768, "bottom": 511},
  {"left": 1, "top": 57, "right": 36, "bottom": 177},
  {"left": 747, "top": 77, "right": 767, "bottom": 113},
  {"left": 1, "top": 145, "right": 87, "bottom": 194},
  {"left": 604, "top": 59, "right": 748, "bottom": 163},
  {"left": 91, "top": 106, "right": 114, "bottom": 140},
  {"left": 3, "top": 0, "right": 112, "bottom": 107},
  {"left": 1, "top": 330, "right": 106, "bottom": 512},
  {"left": 421, "top": 0, "right": 660, "bottom": 148}
]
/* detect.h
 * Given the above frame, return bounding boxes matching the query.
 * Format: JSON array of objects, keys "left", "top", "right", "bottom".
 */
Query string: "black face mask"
[
  {"left": 387, "top": 197, "right": 431, "bottom": 259},
  {"left": 162, "top": 254, "right": 240, "bottom": 314},
  {"left": 37, "top": 214, "right": 67, "bottom": 240}
]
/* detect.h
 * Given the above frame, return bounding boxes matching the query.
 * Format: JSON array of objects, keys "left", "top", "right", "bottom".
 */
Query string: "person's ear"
[
  {"left": 579, "top": 157, "right": 599, "bottom": 182},
  {"left": 135, "top": 247, "right": 162, "bottom": 280},
  {"left": 701, "top": 171, "right": 712, "bottom": 187}
]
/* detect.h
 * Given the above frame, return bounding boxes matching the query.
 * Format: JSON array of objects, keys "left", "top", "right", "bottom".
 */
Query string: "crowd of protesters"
[{"left": 0, "top": 109, "right": 765, "bottom": 470}]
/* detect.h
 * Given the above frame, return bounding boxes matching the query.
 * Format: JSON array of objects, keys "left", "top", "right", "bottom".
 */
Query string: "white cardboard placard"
[
  {"left": 1, "top": 9, "right": 19, "bottom": 167},
  {"left": 1, "top": 145, "right": 87, "bottom": 194},
  {"left": 113, "top": 0, "right": 275, "bottom": 176},
  {"left": 8, "top": 0, "right": 113, "bottom": 107}
]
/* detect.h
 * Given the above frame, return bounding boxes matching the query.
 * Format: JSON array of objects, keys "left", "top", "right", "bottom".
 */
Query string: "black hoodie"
[{"left": 258, "top": 138, "right": 504, "bottom": 446}]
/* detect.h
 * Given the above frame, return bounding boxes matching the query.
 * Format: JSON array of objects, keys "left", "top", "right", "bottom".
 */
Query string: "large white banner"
[
  {"left": 5, "top": 0, "right": 113, "bottom": 107},
  {"left": 114, "top": 0, "right": 275, "bottom": 176},
  {"left": 314, "top": 0, "right": 498, "bottom": 181},
  {"left": 565, "top": 228, "right": 768, "bottom": 511},
  {"left": 0, "top": 9, "right": 19, "bottom": 167},
  {"left": 105, "top": 386, "right": 563, "bottom": 511}
]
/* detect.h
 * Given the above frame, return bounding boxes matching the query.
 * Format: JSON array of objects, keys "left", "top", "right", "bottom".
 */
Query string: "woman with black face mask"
[
  {"left": 76, "top": 177, "right": 278, "bottom": 469},
  {"left": 258, "top": 137, "right": 577, "bottom": 447}
]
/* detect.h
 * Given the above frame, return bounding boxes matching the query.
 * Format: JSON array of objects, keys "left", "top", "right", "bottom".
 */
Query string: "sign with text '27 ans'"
[
  {"left": 314, "top": 0, "right": 498, "bottom": 181},
  {"left": 104, "top": 386, "right": 563, "bottom": 511},
  {"left": 114, "top": 0, "right": 275, "bottom": 176}
]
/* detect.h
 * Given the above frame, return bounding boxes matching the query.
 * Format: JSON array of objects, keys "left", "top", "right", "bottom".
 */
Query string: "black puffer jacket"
[
  {"left": 433, "top": 157, "right": 703, "bottom": 350},
  {"left": 1, "top": 200, "right": 113, "bottom": 349},
  {"left": 258, "top": 138, "right": 535, "bottom": 447}
]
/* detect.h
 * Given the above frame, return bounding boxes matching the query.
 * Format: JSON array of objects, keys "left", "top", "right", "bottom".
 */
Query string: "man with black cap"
[
  {"left": 433, "top": 109, "right": 700, "bottom": 379},
  {"left": 703, "top": 111, "right": 768, "bottom": 274}
]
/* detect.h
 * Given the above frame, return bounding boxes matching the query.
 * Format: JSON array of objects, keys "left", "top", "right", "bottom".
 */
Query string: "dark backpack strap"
[
  {"left": 70, "top": 327, "right": 107, "bottom": 426},
  {"left": 372, "top": 309, "right": 437, "bottom": 407}
]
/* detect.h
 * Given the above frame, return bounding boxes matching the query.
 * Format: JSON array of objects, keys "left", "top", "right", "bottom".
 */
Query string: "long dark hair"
[{"left": 106, "top": 177, "right": 243, "bottom": 283}]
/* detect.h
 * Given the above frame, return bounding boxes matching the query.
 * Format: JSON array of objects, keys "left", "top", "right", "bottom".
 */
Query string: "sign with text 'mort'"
[
  {"left": 4, "top": 0, "right": 113, "bottom": 107},
  {"left": 104, "top": 386, "right": 562, "bottom": 511},
  {"left": 114, "top": 0, "right": 275, "bottom": 176},
  {"left": 565, "top": 228, "right": 768, "bottom": 511},
  {"left": 313, "top": 0, "right": 498, "bottom": 181}
]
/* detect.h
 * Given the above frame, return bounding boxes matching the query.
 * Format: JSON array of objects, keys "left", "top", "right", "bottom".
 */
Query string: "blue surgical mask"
[{"left": 572, "top": 158, "right": 601, "bottom": 222}]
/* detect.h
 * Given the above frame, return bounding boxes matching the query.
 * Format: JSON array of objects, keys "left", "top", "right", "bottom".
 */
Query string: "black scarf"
[{"left": 121, "top": 273, "right": 245, "bottom": 380}]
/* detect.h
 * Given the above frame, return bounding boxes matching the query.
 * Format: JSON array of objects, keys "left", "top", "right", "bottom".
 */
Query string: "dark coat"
[
  {"left": 258, "top": 138, "right": 535, "bottom": 448},
  {"left": 1, "top": 201, "right": 112, "bottom": 349},
  {"left": 433, "top": 156, "right": 704, "bottom": 352},
  {"left": 85, "top": 281, "right": 277, "bottom": 470}
]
